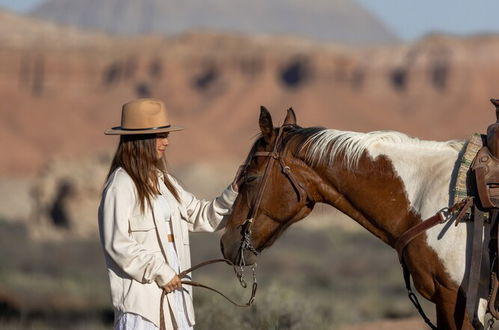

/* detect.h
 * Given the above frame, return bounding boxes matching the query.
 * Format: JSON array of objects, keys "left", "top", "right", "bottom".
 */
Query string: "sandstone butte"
[{"left": 1, "top": 9, "right": 499, "bottom": 176}]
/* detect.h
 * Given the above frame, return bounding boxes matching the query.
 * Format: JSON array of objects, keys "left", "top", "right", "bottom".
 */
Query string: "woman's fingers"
[
  {"left": 163, "top": 275, "right": 182, "bottom": 293},
  {"left": 171, "top": 278, "right": 181, "bottom": 290}
]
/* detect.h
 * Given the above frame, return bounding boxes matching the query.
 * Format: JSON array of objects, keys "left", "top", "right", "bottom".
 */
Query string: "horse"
[{"left": 220, "top": 106, "right": 484, "bottom": 329}]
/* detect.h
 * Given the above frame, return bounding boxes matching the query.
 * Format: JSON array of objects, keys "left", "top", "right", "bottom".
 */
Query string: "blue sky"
[
  {"left": 2, "top": 0, "right": 499, "bottom": 41},
  {"left": 356, "top": 0, "right": 499, "bottom": 41},
  {"left": 0, "top": 0, "right": 39, "bottom": 13}
]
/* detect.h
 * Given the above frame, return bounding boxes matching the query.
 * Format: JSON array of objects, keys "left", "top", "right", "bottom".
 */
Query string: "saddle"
[
  {"left": 474, "top": 99, "right": 499, "bottom": 209},
  {"left": 469, "top": 99, "right": 499, "bottom": 326}
]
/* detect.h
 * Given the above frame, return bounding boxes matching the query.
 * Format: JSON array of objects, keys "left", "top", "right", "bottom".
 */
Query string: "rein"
[
  {"left": 156, "top": 124, "right": 304, "bottom": 329},
  {"left": 157, "top": 123, "right": 304, "bottom": 329}
]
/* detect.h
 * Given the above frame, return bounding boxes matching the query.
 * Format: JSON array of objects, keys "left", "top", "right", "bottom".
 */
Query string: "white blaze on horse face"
[{"left": 366, "top": 140, "right": 468, "bottom": 285}]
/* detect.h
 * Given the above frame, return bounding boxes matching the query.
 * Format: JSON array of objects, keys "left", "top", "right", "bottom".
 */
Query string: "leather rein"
[
  {"left": 157, "top": 123, "right": 304, "bottom": 330},
  {"left": 158, "top": 257, "right": 257, "bottom": 330}
]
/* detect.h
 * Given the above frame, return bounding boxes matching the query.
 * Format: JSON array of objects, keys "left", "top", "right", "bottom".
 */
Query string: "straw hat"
[{"left": 105, "top": 98, "right": 184, "bottom": 135}]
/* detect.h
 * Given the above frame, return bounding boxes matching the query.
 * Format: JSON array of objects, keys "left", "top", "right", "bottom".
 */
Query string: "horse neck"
[{"left": 308, "top": 140, "right": 460, "bottom": 247}]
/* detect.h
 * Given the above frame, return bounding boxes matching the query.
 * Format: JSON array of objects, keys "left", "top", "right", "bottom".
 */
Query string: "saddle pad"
[{"left": 453, "top": 133, "right": 483, "bottom": 204}]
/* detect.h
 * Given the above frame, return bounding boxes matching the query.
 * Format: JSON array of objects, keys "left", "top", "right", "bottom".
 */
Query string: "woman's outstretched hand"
[
  {"left": 231, "top": 165, "right": 246, "bottom": 192},
  {"left": 163, "top": 275, "right": 182, "bottom": 293}
]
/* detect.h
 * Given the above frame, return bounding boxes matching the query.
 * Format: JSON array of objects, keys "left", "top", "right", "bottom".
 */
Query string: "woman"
[{"left": 98, "top": 98, "right": 239, "bottom": 330}]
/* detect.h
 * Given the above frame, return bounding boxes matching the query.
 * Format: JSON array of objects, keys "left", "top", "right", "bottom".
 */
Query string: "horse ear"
[
  {"left": 283, "top": 107, "right": 297, "bottom": 126},
  {"left": 259, "top": 106, "right": 274, "bottom": 142}
]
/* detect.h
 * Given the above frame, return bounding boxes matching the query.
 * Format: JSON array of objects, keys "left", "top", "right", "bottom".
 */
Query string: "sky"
[
  {"left": 356, "top": 0, "right": 499, "bottom": 41},
  {"left": 1, "top": 0, "right": 499, "bottom": 41}
]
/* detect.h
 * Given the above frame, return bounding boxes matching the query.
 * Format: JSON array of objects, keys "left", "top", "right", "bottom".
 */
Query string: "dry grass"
[{"left": 0, "top": 217, "right": 436, "bottom": 329}]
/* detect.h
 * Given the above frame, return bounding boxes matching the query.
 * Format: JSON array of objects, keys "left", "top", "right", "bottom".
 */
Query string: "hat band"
[{"left": 120, "top": 124, "right": 172, "bottom": 131}]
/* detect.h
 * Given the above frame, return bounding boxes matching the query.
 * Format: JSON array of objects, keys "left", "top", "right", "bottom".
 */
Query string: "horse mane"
[{"left": 288, "top": 128, "right": 464, "bottom": 170}]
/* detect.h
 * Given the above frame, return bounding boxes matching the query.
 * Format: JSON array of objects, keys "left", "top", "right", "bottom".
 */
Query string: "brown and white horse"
[{"left": 220, "top": 107, "right": 483, "bottom": 329}]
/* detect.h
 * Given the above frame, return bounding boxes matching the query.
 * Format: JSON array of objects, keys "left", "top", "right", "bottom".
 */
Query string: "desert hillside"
[{"left": 1, "top": 9, "right": 499, "bottom": 176}]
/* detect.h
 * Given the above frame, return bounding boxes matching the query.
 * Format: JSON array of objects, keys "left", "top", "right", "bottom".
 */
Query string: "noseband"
[{"left": 237, "top": 124, "right": 306, "bottom": 266}]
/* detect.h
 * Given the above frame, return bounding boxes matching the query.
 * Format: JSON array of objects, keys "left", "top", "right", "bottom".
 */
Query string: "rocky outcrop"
[
  {"left": 28, "top": 154, "right": 111, "bottom": 240},
  {"left": 29, "top": 0, "right": 399, "bottom": 44}
]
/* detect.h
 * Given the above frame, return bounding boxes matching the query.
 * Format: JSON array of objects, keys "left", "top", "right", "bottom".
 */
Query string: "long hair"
[{"left": 106, "top": 134, "right": 180, "bottom": 213}]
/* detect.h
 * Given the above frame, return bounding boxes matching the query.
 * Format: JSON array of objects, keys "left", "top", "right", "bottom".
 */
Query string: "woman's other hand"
[{"left": 163, "top": 275, "right": 182, "bottom": 293}]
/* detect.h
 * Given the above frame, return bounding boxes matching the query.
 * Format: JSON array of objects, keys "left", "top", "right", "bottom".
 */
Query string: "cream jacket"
[{"left": 98, "top": 167, "right": 238, "bottom": 328}]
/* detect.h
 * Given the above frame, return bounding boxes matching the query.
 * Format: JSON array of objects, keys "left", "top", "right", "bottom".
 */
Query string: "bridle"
[{"left": 237, "top": 123, "right": 306, "bottom": 267}]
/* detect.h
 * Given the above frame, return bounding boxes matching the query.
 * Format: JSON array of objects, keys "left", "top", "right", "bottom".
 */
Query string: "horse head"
[{"left": 220, "top": 106, "right": 320, "bottom": 265}]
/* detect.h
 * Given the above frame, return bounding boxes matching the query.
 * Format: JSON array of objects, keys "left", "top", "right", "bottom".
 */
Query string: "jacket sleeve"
[
  {"left": 170, "top": 175, "right": 238, "bottom": 232},
  {"left": 99, "top": 179, "right": 176, "bottom": 287}
]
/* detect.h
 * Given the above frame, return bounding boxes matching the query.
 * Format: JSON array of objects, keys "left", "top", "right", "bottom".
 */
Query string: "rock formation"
[
  {"left": 28, "top": 153, "right": 110, "bottom": 240},
  {"left": 1, "top": 10, "right": 498, "bottom": 175}
]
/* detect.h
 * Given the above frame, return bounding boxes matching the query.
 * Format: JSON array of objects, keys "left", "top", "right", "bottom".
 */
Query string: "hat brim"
[{"left": 104, "top": 125, "right": 184, "bottom": 135}]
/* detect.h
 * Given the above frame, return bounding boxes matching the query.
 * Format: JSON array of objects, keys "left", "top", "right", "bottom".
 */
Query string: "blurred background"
[{"left": 1, "top": 0, "right": 499, "bottom": 329}]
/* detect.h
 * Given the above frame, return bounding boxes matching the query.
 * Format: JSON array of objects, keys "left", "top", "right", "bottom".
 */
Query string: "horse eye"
[{"left": 245, "top": 176, "right": 257, "bottom": 184}]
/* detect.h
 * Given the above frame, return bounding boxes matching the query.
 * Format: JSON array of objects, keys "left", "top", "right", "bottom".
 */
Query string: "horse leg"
[{"left": 434, "top": 281, "right": 474, "bottom": 330}]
